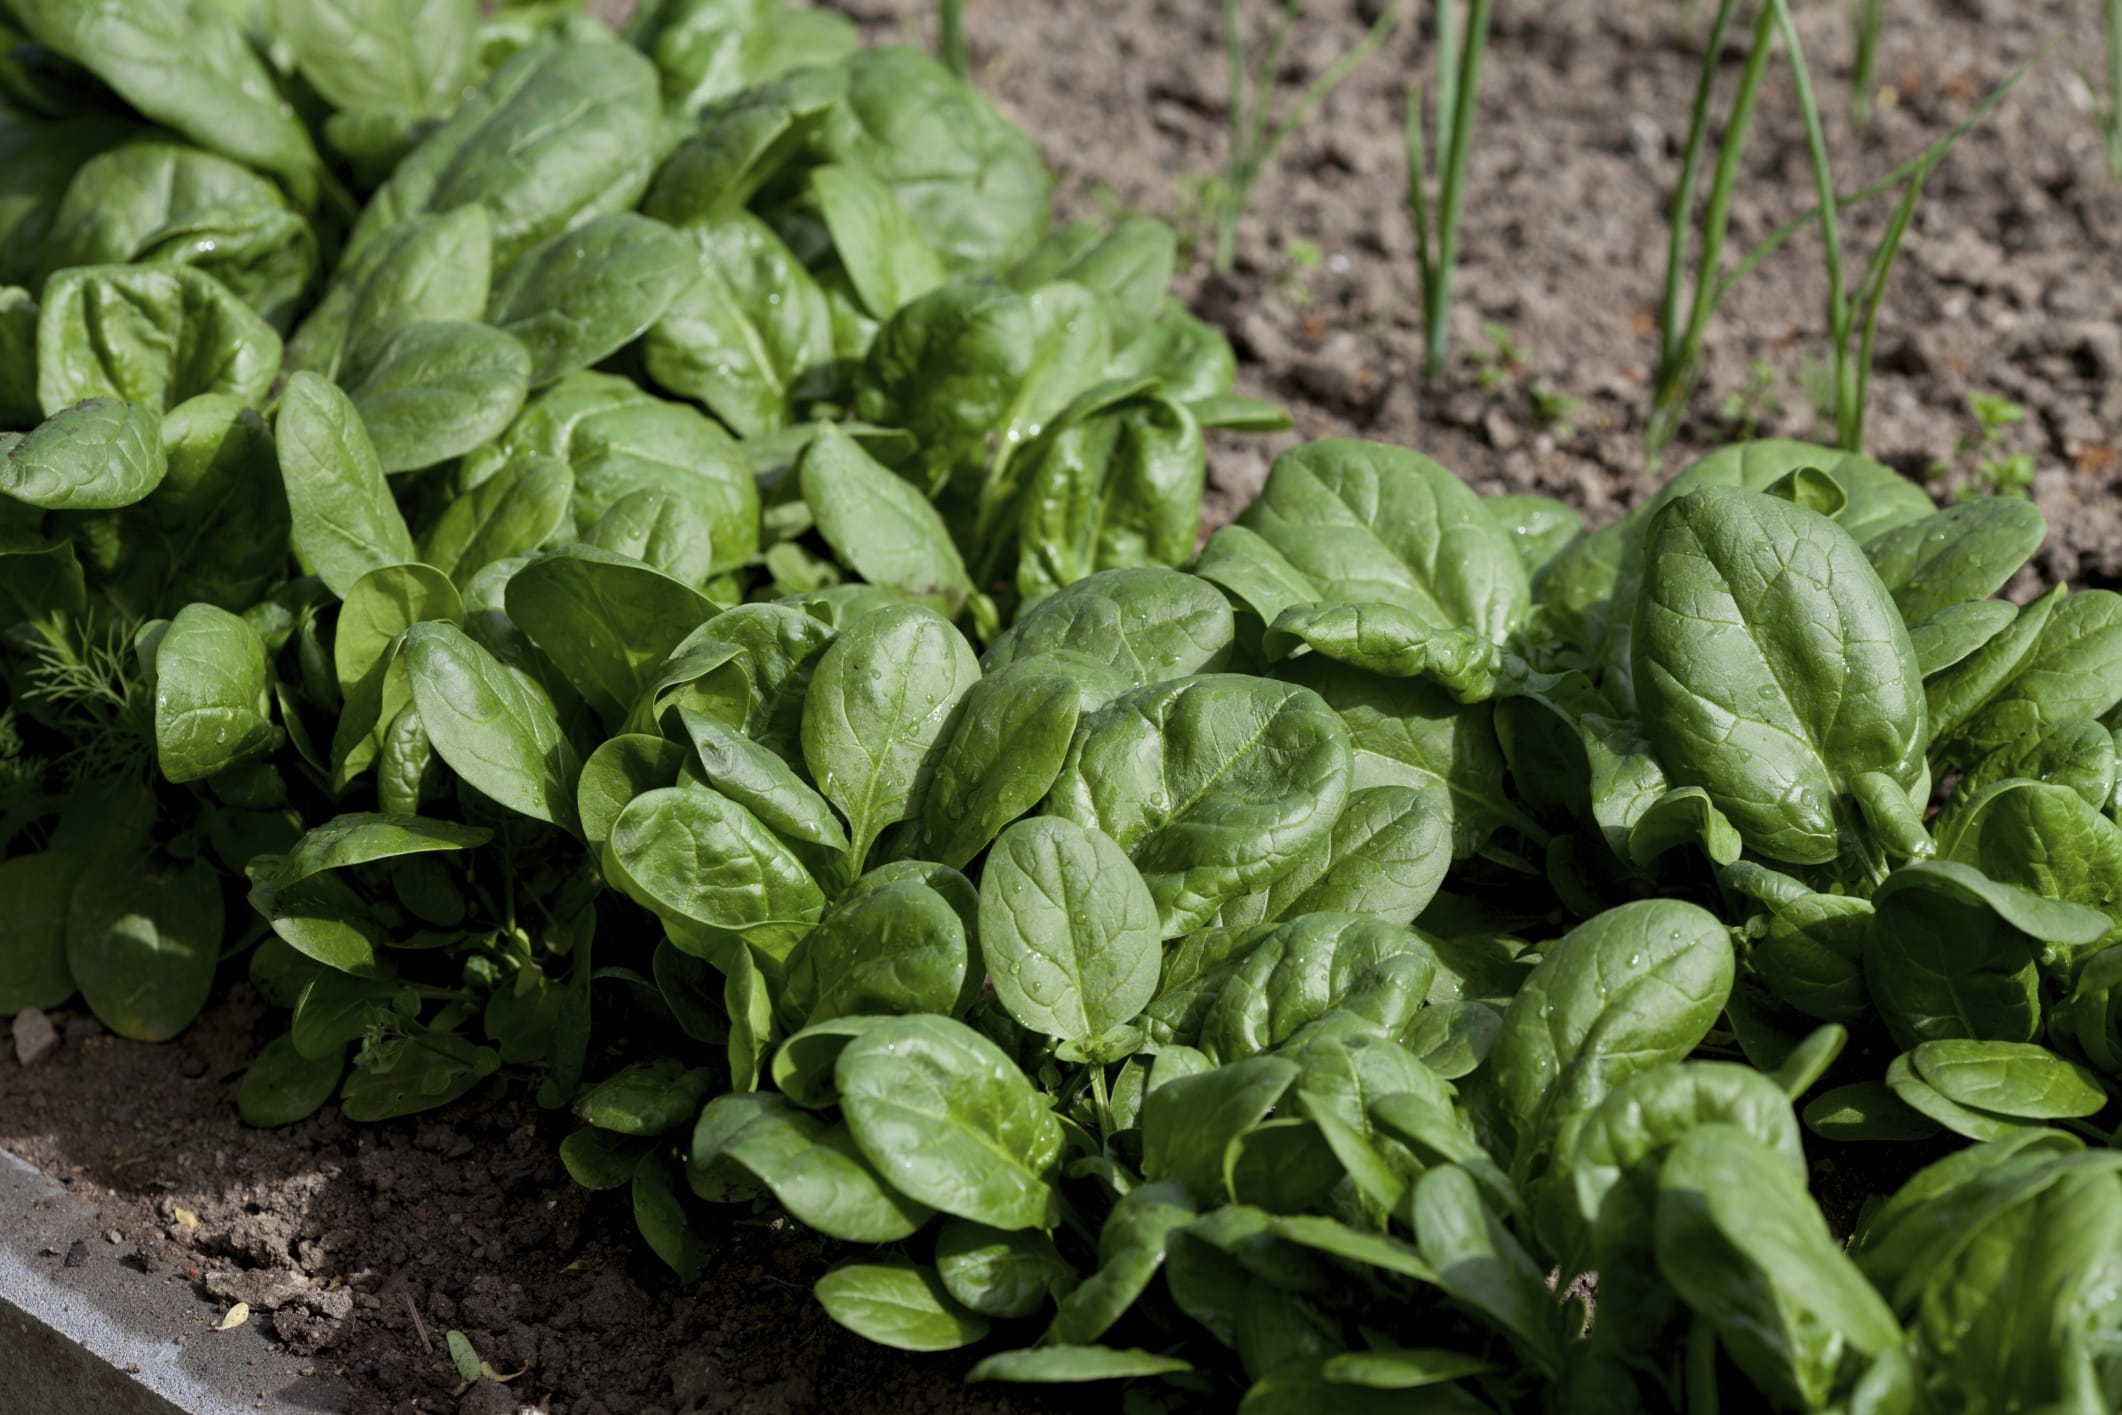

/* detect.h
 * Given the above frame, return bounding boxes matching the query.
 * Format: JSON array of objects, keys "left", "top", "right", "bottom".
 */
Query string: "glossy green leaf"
[
  {"left": 345, "top": 321, "right": 531, "bottom": 474},
  {"left": 801, "top": 602, "right": 979, "bottom": 869},
  {"left": 153, "top": 603, "right": 276, "bottom": 784},
  {"left": 814, "top": 1259, "right": 988, "bottom": 1352},
  {"left": 1633, "top": 487, "right": 1925, "bottom": 865},
  {"left": 837, "top": 1014, "right": 1061, "bottom": 1231},
  {"left": 2, "top": 398, "right": 164, "bottom": 510},
  {"left": 276, "top": 373, "right": 417, "bottom": 597},
  {"left": 1048, "top": 674, "right": 1352, "bottom": 935},
  {"left": 977, "top": 817, "right": 1160, "bottom": 1040},
  {"left": 402, "top": 621, "right": 581, "bottom": 833}
]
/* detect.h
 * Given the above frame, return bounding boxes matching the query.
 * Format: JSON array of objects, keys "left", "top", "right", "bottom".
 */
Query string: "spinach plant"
[{"left": 5, "top": 3, "right": 2122, "bottom": 1412}]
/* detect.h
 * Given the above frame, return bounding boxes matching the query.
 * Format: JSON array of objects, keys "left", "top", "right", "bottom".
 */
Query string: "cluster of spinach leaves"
[
  {"left": 6, "top": 3, "right": 2122, "bottom": 1411},
  {"left": 557, "top": 432, "right": 2122, "bottom": 1411},
  {"left": 0, "top": 0, "right": 1278, "bottom": 1107}
]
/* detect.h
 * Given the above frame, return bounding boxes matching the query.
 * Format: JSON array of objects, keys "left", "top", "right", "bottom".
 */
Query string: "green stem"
[
  {"left": 1685, "top": 1314, "right": 1721, "bottom": 1414},
  {"left": 1658, "top": 0, "right": 1743, "bottom": 363},
  {"left": 1089, "top": 1065, "right": 1114, "bottom": 1141},
  {"left": 2108, "top": 0, "right": 2122, "bottom": 178},
  {"left": 1423, "top": 0, "right": 1491, "bottom": 379},
  {"left": 1215, "top": 0, "right": 1409, "bottom": 273},
  {"left": 1851, "top": 0, "right": 1885, "bottom": 126},
  {"left": 937, "top": 0, "right": 969, "bottom": 78},
  {"left": 1217, "top": 0, "right": 1248, "bottom": 273},
  {"left": 1434, "top": 0, "right": 1460, "bottom": 167},
  {"left": 1648, "top": 0, "right": 1779, "bottom": 458},
  {"left": 1768, "top": 1, "right": 1852, "bottom": 448}
]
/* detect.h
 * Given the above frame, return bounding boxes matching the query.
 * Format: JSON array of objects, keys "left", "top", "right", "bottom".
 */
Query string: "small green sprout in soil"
[
  {"left": 1273, "top": 236, "right": 1323, "bottom": 307},
  {"left": 1934, "top": 392, "right": 2038, "bottom": 498},
  {"left": 1529, "top": 380, "right": 1585, "bottom": 439},
  {"left": 1471, "top": 321, "right": 1528, "bottom": 392},
  {"left": 1647, "top": 0, "right": 2029, "bottom": 460},
  {"left": 1719, "top": 357, "right": 1784, "bottom": 439}
]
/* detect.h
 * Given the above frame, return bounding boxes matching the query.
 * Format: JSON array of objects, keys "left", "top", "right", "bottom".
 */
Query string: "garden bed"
[{"left": 4, "top": 0, "right": 2121, "bottom": 1412}]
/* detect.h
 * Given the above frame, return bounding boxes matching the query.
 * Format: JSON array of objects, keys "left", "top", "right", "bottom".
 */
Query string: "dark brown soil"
[
  {"left": 847, "top": 0, "right": 2122, "bottom": 583},
  {"left": 0, "top": 992, "right": 1093, "bottom": 1415},
  {"left": 8, "top": 3, "right": 2121, "bottom": 1412}
]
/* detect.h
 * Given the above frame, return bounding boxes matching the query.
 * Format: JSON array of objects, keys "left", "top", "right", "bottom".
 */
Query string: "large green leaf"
[
  {"left": 836, "top": 1014, "right": 1061, "bottom": 1231},
  {"left": 1633, "top": 487, "right": 1925, "bottom": 865}
]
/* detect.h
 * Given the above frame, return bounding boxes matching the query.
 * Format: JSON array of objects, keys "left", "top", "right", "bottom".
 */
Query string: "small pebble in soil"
[
  {"left": 63, "top": 1240, "right": 88, "bottom": 1267},
  {"left": 12, "top": 1008, "right": 58, "bottom": 1067}
]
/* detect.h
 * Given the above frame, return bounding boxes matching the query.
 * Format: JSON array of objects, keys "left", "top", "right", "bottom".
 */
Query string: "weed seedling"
[
  {"left": 1471, "top": 322, "right": 1526, "bottom": 393},
  {"left": 1530, "top": 382, "right": 1585, "bottom": 439},
  {"left": 1719, "top": 358, "right": 1783, "bottom": 439},
  {"left": 1275, "top": 237, "right": 1324, "bottom": 307},
  {"left": 1934, "top": 392, "right": 2035, "bottom": 498}
]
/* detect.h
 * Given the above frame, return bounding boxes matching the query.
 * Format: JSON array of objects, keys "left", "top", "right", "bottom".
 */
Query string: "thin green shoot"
[
  {"left": 1776, "top": 14, "right": 2042, "bottom": 451},
  {"left": 1212, "top": 0, "right": 1412, "bottom": 273},
  {"left": 1407, "top": 0, "right": 1495, "bottom": 378},
  {"left": 936, "top": 0, "right": 969, "bottom": 79},
  {"left": 1648, "top": 0, "right": 1779, "bottom": 459},
  {"left": 2105, "top": 0, "right": 2122, "bottom": 178},
  {"left": 1649, "top": 1, "right": 2036, "bottom": 460},
  {"left": 1851, "top": 0, "right": 1886, "bottom": 126}
]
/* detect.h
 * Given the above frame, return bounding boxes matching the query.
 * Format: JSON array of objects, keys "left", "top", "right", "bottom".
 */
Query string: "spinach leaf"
[
  {"left": 11, "top": 0, "right": 324, "bottom": 204},
  {"left": 814, "top": 1258, "right": 989, "bottom": 1352},
  {"left": 644, "top": 213, "right": 832, "bottom": 437},
  {"left": 1633, "top": 487, "right": 1925, "bottom": 865},
  {"left": 1654, "top": 1125, "right": 1903, "bottom": 1408},
  {"left": 799, "top": 424, "right": 973, "bottom": 618},
  {"left": 38, "top": 265, "right": 281, "bottom": 416},
  {"left": 276, "top": 0, "right": 477, "bottom": 118},
  {"left": 276, "top": 372, "right": 418, "bottom": 597},
  {"left": 402, "top": 621, "right": 581, "bottom": 834},
  {"left": 977, "top": 817, "right": 1161, "bottom": 1040},
  {"left": 491, "top": 213, "right": 700, "bottom": 387},
  {"left": 348, "top": 40, "right": 662, "bottom": 270},
  {"left": 836, "top": 1014, "right": 1062, "bottom": 1231},
  {"left": 153, "top": 603, "right": 276, "bottom": 784},
  {"left": 608, "top": 784, "right": 824, "bottom": 956},
  {"left": 345, "top": 322, "right": 532, "bottom": 474},
  {"left": 1238, "top": 440, "right": 1529, "bottom": 643},
  {"left": 1491, "top": 899, "right": 1733, "bottom": 1154},
  {"left": 1047, "top": 674, "right": 1353, "bottom": 935},
  {"left": 1, "top": 398, "right": 163, "bottom": 510},
  {"left": 506, "top": 545, "right": 714, "bottom": 729},
  {"left": 800, "top": 602, "right": 979, "bottom": 870}
]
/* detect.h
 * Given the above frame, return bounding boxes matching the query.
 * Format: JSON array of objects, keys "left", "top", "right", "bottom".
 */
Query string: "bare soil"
[
  {"left": 7, "top": 3, "right": 2120, "bottom": 1412},
  {"left": 0, "top": 992, "right": 1094, "bottom": 1415}
]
